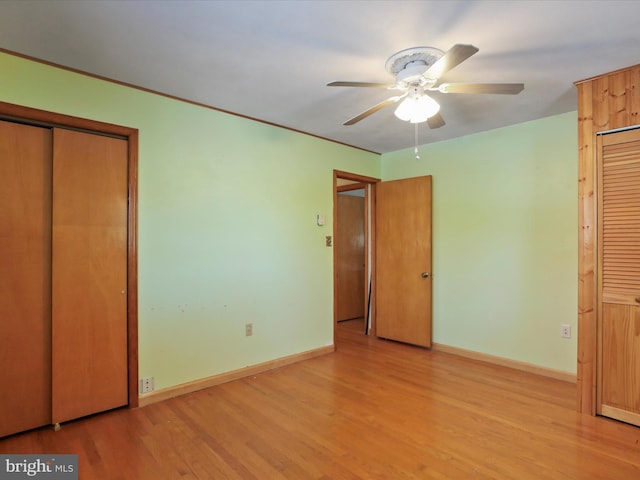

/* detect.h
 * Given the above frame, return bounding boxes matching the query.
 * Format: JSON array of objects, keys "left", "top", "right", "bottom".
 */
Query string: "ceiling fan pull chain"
[{"left": 414, "top": 122, "right": 421, "bottom": 160}]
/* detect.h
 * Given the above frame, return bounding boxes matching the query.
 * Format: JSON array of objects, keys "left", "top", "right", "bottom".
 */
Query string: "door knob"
[{"left": 421, "top": 272, "right": 430, "bottom": 278}]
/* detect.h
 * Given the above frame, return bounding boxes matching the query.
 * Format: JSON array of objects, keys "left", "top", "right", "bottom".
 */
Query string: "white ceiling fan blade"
[
  {"left": 343, "top": 95, "right": 406, "bottom": 125},
  {"left": 424, "top": 44, "right": 479, "bottom": 80},
  {"left": 437, "top": 83, "right": 524, "bottom": 94}
]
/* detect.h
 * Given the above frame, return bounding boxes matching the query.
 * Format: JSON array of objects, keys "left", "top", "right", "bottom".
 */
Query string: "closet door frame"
[
  {"left": 0, "top": 100, "right": 139, "bottom": 408},
  {"left": 576, "top": 64, "right": 640, "bottom": 416}
]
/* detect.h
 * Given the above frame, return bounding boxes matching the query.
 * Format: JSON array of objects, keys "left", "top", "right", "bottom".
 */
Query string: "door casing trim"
[
  {"left": 0, "top": 101, "right": 139, "bottom": 408},
  {"left": 333, "top": 170, "right": 380, "bottom": 344}
]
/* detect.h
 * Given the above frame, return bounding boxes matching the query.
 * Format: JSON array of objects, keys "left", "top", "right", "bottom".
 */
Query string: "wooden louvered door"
[{"left": 597, "top": 128, "right": 640, "bottom": 426}]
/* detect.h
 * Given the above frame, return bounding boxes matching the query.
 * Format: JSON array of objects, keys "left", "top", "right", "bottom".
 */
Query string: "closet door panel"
[
  {"left": 51, "top": 128, "right": 128, "bottom": 423},
  {"left": 597, "top": 128, "right": 640, "bottom": 426},
  {"left": 0, "top": 121, "right": 52, "bottom": 437}
]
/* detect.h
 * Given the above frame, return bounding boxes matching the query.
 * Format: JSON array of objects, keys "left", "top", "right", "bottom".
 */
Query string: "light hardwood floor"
[{"left": 2, "top": 318, "right": 639, "bottom": 479}]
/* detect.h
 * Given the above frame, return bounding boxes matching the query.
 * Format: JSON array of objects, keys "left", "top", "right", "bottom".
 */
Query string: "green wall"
[
  {"left": 381, "top": 113, "right": 578, "bottom": 374},
  {"left": 0, "top": 52, "right": 380, "bottom": 390},
  {"left": 0, "top": 51, "right": 578, "bottom": 388}
]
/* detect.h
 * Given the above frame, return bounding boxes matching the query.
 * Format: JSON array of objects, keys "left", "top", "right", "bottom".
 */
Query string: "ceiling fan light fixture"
[{"left": 394, "top": 94, "right": 440, "bottom": 123}]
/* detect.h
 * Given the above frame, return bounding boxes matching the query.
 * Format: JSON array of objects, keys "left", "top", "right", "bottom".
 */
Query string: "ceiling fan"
[{"left": 328, "top": 44, "right": 524, "bottom": 128}]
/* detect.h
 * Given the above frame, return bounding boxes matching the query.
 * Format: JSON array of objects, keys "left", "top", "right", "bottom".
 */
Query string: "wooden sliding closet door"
[
  {"left": 0, "top": 121, "right": 52, "bottom": 437},
  {"left": 52, "top": 128, "right": 129, "bottom": 424}
]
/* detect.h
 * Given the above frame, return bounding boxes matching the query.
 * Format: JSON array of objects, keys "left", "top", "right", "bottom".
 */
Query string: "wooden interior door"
[
  {"left": 51, "top": 128, "right": 129, "bottom": 424},
  {"left": 376, "top": 176, "right": 432, "bottom": 347},
  {"left": 597, "top": 129, "right": 640, "bottom": 426},
  {"left": 0, "top": 121, "right": 52, "bottom": 437},
  {"left": 336, "top": 192, "right": 365, "bottom": 321}
]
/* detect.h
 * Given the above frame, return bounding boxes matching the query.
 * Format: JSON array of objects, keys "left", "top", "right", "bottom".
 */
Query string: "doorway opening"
[{"left": 333, "top": 170, "right": 379, "bottom": 346}]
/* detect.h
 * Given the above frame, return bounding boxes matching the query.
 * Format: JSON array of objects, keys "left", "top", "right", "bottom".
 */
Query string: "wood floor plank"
[{"left": 1, "top": 319, "right": 640, "bottom": 479}]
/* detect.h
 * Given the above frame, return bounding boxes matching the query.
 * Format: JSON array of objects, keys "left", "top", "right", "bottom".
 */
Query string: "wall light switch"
[{"left": 317, "top": 214, "right": 325, "bottom": 226}]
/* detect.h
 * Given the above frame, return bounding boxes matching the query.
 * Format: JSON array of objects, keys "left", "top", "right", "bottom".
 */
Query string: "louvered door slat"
[{"left": 601, "top": 136, "right": 640, "bottom": 304}]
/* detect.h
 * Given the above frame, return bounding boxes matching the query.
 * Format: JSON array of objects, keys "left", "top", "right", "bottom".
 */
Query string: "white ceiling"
[{"left": 1, "top": 0, "right": 639, "bottom": 154}]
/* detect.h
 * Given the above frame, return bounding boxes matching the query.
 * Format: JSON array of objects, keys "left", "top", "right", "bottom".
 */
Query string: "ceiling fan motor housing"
[
  {"left": 385, "top": 46, "right": 444, "bottom": 85},
  {"left": 396, "top": 61, "right": 429, "bottom": 83}
]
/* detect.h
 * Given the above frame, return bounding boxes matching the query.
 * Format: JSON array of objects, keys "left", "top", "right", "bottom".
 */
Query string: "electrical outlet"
[
  {"left": 245, "top": 323, "right": 253, "bottom": 336},
  {"left": 140, "top": 376, "right": 154, "bottom": 394},
  {"left": 561, "top": 324, "right": 571, "bottom": 338}
]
